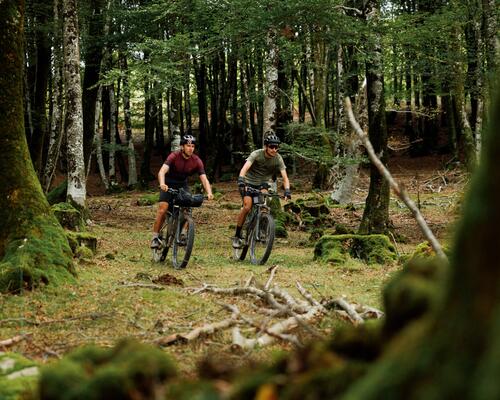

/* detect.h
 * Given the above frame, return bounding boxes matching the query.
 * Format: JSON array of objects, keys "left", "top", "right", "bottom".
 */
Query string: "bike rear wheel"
[
  {"left": 249, "top": 213, "right": 275, "bottom": 265},
  {"left": 172, "top": 214, "right": 195, "bottom": 269}
]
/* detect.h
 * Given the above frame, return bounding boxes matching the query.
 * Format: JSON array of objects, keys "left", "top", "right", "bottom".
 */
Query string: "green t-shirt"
[{"left": 244, "top": 149, "right": 286, "bottom": 186}]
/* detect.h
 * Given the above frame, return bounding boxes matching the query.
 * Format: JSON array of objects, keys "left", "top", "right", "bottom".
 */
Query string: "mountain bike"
[
  {"left": 152, "top": 188, "right": 203, "bottom": 269},
  {"left": 233, "top": 186, "right": 280, "bottom": 265}
]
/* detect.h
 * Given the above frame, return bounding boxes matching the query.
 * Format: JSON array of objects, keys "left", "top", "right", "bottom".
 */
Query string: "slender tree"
[{"left": 63, "top": 0, "right": 86, "bottom": 207}]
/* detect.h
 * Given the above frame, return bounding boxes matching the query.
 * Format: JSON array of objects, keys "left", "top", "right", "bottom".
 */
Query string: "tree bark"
[
  {"left": 43, "top": 0, "right": 65, "bottom": 193},
  {"left": 82, "top": 0, "right": 105, "bottom": 169},
  {"left": 0, "top": 0, "right": 74, "bottom": 293},
  {"left": 63, "top": 0, "right": 86, "bottom": 208},
  {"left": 358, "top": 0, "right": 390, "bottom": 234}
]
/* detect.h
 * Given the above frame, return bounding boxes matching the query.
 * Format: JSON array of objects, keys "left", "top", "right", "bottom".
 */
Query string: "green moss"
[
  {"left": 0, "top": 352, "right": 39, "bottom": 400},
  {"left": 166, "top": 381, "right": 221, "bottom": 400},
  {"left": 46, "top": 180, "right": 68, "bottom": 205},
  {"left": 314, "top": 234, "right": 398, "bottom": 266},
  {"left": 39, "top": 339, "right": 177, "bottom": 400},
  {"left": 382, "top": 257, "right": 445, "bottom": 338},
  {"left": 52, "top": 202, "right": 83, "bottom": 230},
  {"left": 136, "top": 193, "right": 158, "bottom": 206},
  {"left": 66, "top": 231, "right": 98, "bottom": 254},
  {"left": 0, "top": 214, "right": 76, "bottom": 293}
]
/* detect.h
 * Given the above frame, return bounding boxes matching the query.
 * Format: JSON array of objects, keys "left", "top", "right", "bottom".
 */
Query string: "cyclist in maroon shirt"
[{"left": 150, "top": 135, "right": 213, "bottom": 248}]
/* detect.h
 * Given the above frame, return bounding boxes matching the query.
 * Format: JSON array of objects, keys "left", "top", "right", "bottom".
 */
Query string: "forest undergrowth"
[{"left": 0, "top": 154, "right": 466, "bottom": 377}]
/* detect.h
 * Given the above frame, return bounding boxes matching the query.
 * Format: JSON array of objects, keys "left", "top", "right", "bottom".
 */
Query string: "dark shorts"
[{"left": 159, "top": 183, "right": 189, "bottom": 206}]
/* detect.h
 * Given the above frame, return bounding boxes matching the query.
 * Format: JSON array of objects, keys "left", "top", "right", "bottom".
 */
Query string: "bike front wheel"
[
  {"left": 249, "top": 213, "right": 275, "bottom": 265},
  {"left": 172, "top": 215, "right": 195, "bottom": 269},
  {"left": 233, "top": 230, "right": 249, "bottom": 261},
  {"left": 152, "top": 227, "right": 170, "bottom": 263}
]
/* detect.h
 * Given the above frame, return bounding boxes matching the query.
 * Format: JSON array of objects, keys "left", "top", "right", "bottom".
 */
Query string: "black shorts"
[{"left": 159, "top": 183, "right": 189, "bottom": 206}]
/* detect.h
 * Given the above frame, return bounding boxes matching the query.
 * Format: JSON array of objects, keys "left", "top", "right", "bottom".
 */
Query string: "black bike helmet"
[
  {"left": 180, "top": 134, "right": 196, "bottom": 145},
  {"left": 263, "top": 133, "right": 281, "bottom": 146}
]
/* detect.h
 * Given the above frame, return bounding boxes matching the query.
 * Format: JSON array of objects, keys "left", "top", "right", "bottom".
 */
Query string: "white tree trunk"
[
  {"left": 121, "top": 56, "right": 137, "bottom": 187},
  {"left": 63, "top": 0, "right": 86, "bottom": 207},
  {"left": 43, "top": 0, "right": 64, "bottom": 193},
  {"left": 108, "top": 83, "right": 116, "bottom": 182},
  {"left": 94, "top": 86, "right": 109, "bottom": 190},
  {"left": 262, "top": 28, "right": 279, "bottom": 141}
]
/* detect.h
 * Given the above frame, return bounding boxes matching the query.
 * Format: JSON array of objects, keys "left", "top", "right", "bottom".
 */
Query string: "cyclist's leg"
[
  {"left": 151, "top": 188, "right": 172, "bottom": 247},
  {"left": 232, "top": 194, "right": 252, "bottom": 248}
]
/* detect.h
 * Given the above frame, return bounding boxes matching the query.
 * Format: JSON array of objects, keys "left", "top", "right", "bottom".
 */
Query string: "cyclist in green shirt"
[{"left": 232, "top": 134, "right": 291, "bottom": 248}]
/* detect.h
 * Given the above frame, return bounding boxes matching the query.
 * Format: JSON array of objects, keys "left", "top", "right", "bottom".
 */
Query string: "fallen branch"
[
  {"left": 224, "top": 304, "right": 302, "bottom": 348},
  {"left": 0, "top": 333, "right": 32, "bottom": 348},
  {"left": 328, "top": 298, "right": 364, "bottom": 325},
  {"left": 345, "top": 96, "right": 448, "bottom": 263},
  {"left": 154, "top": 318, "right": 237, "bottom": 347}
]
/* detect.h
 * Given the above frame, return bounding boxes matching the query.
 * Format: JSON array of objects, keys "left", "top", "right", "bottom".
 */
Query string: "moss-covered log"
[
  {"left": 39, "top": 339, "right": 176, "bottom": 400},
  {"left": 314, "top": 234, "right": 398, "bottom": 265},
  {"left": 0, "top": 0, "right": 75, "bottom": 293}
]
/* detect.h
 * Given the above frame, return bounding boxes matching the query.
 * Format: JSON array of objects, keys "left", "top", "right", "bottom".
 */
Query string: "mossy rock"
[
  {"left": 0, "top": 352, "right": 40, "bottom": 400},
  {"left": 314, "top": 234, "right": 398, "bottom": 266},
  {"left": 382, "top": 256, "right": 446, "bottom": 337},
  {"left": 52, "top": 202, "right": 83, "bottom": 230},
  {"left": 39, "top": 338, "right": 177, "bottom": 400},
  {"left": 284, "top": 197, "right": 330, "bottom": 218},
  {"left": 136, "top": 193, "right": 157, "bottom": 206},
  {"left": 66, "top": 231, "right": 98, "bottom": 255},
  {"left": 46, "top": 180, "right": 68, "bottom": 205}
]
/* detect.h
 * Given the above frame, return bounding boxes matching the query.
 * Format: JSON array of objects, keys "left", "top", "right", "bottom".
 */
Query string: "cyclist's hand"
[
  {"left": 237, "top": 176, "right": 246, "bottom": 196},
  {"left": 160, "top": 183, "right": 168, "bottom": 192},
  {"left": 207, "top": 193, "right": 214, "bottom": 200},
  {"left": 284, "top": 189, "right": 292, "bottom": 200}
]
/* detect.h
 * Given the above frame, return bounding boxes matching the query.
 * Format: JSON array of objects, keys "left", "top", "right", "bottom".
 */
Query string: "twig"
[
  {"left": 264, "top": 265, "right": 279, "bottom": 290},
  {"left": 119, "top": 282, "right": 165, "bottom": 290},
  {"left": 295, "top": 282, "right": 328, "bottom": 313},
  {"left": 345, "top": 96, "right": 448, "bottom": 263},
  {"left": 224, "top": 304, "right": 302, "bottom": 348},
  {"left": 325, "top": 298, "right": 364, "bottom": 325}
]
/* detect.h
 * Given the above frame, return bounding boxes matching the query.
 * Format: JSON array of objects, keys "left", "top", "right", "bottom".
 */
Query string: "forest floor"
[{"left": 0, "top": 153, "right": 468, "bottom": 378}]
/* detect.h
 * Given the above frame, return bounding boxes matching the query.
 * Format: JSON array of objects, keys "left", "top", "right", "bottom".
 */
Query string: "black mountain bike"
[
  {"left": 152, "top": 188, "right": 203, "bottom": 269},
  {"left": 233, "top": 186, "right": 280, "bottom": 265}
]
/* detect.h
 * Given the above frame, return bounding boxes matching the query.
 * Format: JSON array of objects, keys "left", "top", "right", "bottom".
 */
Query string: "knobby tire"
[
  {"left": 172, "top": 214, "right": 195, "bottom": 269},
  {"left": 249, "top": 213, "right": 275, "bottom": 265}
]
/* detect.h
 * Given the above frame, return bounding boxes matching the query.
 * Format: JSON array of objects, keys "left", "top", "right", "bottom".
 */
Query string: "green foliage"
[
  {"left": 39, "top": 339, "right": 177, "bottom": 400},
  {"left": 314, "top": 234, "right": 398, "bottom": 266}
]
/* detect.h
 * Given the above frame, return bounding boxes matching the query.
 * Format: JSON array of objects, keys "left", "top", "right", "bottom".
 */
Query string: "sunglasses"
[{"left": 268, "top": 145, "right": 279, "bottom": 150}]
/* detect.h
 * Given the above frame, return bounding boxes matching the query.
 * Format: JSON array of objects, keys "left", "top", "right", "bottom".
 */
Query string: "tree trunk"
[
  {"left": 120, "top": 55, "right": 137, "bottom": 187},
  {"left": 28, "top": 0, "right": 51, "bottom": 175},
  {"left": 141, "top": 81, "right": 154, "bottom": 182},
  {"left": 63, "top": 0, "right": 86, "bottom": 208},
  {"left": 82, "top": 0, "right": 105, "bottom": 169},
  {"left": 358, "top": 0, "right": 390, "bottom": 234},
  {"left": 193, "top": 56, "right": 209, "bottom": 163},
  {"left": 0, "top": 0, "right": 74, "bottom": 293},
  {"left": 344, "top": 82, "right": 500, "bottom": 400},
  {"left": 43, "top": 0, "right": 65, "bottom": 193}
]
